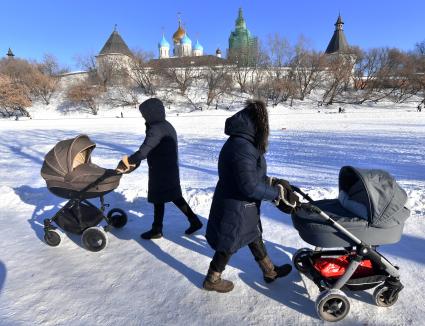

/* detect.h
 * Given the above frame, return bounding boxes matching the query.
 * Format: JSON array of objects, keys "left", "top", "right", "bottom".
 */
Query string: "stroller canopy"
[
  {"left": 41, "top": 134, "right": 121, "bottom": 199},
  {"left": 42, "top": 135, "right": 96, "bottom": 178},
  {"left": 339, "top": 166, "right": 408, "bottom": 227}
]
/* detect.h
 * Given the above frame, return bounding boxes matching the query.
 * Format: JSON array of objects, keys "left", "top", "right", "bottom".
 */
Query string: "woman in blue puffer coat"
[{"left": 204, "top": 100, "right": 297, "bottom": 293}]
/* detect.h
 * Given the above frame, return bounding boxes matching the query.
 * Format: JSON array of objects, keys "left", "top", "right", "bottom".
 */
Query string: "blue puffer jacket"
[{"left": 206, "top": 108, "right": 279, "bottom": 254}]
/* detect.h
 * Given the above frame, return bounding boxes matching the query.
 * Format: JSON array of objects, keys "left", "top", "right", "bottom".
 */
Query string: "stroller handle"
[{"left": 291, "top": 185, "right": 314, "bottom": 203}]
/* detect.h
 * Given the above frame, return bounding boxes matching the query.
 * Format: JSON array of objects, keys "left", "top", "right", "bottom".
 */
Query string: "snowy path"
[{"left": 0, "top": 108, "right": 424, "bottom": 325}]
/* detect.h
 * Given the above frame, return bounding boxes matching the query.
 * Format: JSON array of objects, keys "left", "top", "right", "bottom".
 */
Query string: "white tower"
[
  {"left": 180, "top": 34, "right": 192, "bottom": 57},
  {"left": 192, "top": 40, "right": 203, "bottom": 56},
  {"left": 158, "top": 34, "right": 170, "bottom": 59}
]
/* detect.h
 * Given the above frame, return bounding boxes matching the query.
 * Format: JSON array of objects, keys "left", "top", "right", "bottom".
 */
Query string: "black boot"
[
  {"left": 185, "top": 216, "right": 203, "bottom": 235},
  {"left": 258, "top": 256, "right": 292, "bottom": 283},
  {"left": 141, "top": 228, "right": 163, "bottom": 240}
]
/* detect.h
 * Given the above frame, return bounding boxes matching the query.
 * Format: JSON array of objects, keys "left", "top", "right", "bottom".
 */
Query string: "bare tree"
[
  {"left": 75, "top": 52, "right": 139, "bottom": 107},
  {"left": 246, "top": 42, "right": 269, "bottom": 98},
  {"left": 0, "top": 74, "right": 31, "bottom": 117},
  {"left": 0, "top": 56, "right": 63, "bottom": 105},
  {"left": 321, "top": 53, "right": 355, "bottom": 105},
  {"left": 158, "top": 61, "right": 198, "bottom": 96},
  {"left": 290, "top": 37, "right": 325, "bottom": 100},
  {"left": 26, "top": 70, "right": 58, "bottom": 105},
  {"left": 97, "top": 57, "right": 129, "bottom": 87},
  {"left": 257, "top": 76, "right": 297, "bottom": 106},
  {"left": 415, "top": 40, "right": 425, "bottom": 56},
  {"left": 232, "top": 64, "right": 250, "bottom": 93},
  {"left": 352, "top": 47, "right": 384, "bottom": 103},
  {"left": 74, "top": 53, "right": 97, "bottom": 72},
  {"left": 228, "top": 43, "right": 264, "bottom": 94},
  {"left": 201, "top": 60, "right": 233, "bottom": 107},
  {"left": 256, "top": 34, "right": 297, "bottom": 105},
  {"left": 130, "top": 50, "right": 158, "bottom": 95},
  {"left": 365, "top": 48, "right": 417, "bottom": 103},
  {"left": 66, "top": 81, "right": 105, "bottom": 115},
  {"left": 106, "top": 81, "right": 139, "bottom": 107},
  {"left": 413, "top": 42, "right": 425, "bottom": 104},
  {"left": 38, "top": 53, "right": 69, "bottom": 76},
  {"left": 33, "top": 54, "right": 68, "bottom": 104},
  {"left": 74, "top": 53, "right": 127, "bottom": 87},
  {"left": 390, "top": 51, "right": 420, "bottom": 103}
]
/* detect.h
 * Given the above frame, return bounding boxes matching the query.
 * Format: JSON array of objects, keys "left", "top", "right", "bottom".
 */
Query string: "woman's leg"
[
  {"left": 210, "top": 251, "right": 232, "bottom": 273},
  {"left": 172, "top": 197, "right": 203, "bottom": 234},
  {"left": 203, "top": 251, "right": 234, "bottom": 293},
  {"left": 248, "top": 237, "right": 292, "bottom": 283},
  {"left": 141, "top": 203, "right": 164, "bottom": 239},
  {"left": 248, "top": 237, "right": 268, "bottom": 261},
  {"left": 152, "top": 203, "right": 165, "bottom": 231}
]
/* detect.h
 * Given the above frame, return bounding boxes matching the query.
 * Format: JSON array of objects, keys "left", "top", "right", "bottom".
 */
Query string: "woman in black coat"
[
  {"left": 117, "top": 98, "right": 202, "bottom": 239},
  {"left": 204, "top": 100, "right": 297, "bottom": 293}
]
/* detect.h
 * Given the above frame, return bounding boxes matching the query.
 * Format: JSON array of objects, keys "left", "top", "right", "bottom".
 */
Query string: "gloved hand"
[
  {"left": 116, "top": 155, "right": 136, "bottom": 174},
  {"left": 272, "top": 178, "right": 292, "bottom": 190},
  {"left": 266, "top": 176, "right": 275, "bottom": 186},
  {"left": 274, "top": 184, "right": 300, "bottom": 214}
]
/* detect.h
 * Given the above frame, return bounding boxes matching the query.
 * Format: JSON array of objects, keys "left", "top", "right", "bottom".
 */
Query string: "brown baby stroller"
[{"left": 40, "top": 134, "right": 127, "bottom": 251}]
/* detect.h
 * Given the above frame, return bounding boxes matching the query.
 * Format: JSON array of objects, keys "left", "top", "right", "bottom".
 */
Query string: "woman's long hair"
[{"left": 245, "top": 99, "right": 269, "bottom": 153}]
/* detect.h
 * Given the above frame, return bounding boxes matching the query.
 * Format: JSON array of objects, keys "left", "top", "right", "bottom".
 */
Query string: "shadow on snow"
[{"left": 0, "top": 261, "right": 6, "bottom": 295}]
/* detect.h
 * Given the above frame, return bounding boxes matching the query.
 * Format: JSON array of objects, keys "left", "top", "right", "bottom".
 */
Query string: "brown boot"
[
  {"left": 258, "top": 256, "right": 292, "bottom": 283},
  {"left": 203, "top": 269, "right": 234, "bottom": 293}
]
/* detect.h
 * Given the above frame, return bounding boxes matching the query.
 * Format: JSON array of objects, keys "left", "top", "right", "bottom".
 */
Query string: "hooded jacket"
[
  {"left": 129, "top": 98, "right": 182, "bottom": 203},
  {"left": 206, "top": 108, "right": 279, "bottom": 254}
]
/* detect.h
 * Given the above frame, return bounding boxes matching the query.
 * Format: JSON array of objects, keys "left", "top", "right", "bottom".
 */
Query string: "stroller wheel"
[
  {"left": 316, "top": 289, "right": 350, "bottom": 322},
  {"left": 107, "top": 208, "right": 127, "bottom": 228},
  {"left": 44, "top": 229, "right": 62, "bottom": 247},
  {"left": 292, "top": 248, "right": 312, "bottom": 273},
  {"left": 82, "top": 227, "right": 108, "bottom": 252},
  {"left": 373, "top": 284, "right": 399, "bottom": 307}
]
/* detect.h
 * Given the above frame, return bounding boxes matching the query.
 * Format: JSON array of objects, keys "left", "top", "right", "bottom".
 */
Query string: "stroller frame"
[
  {"left": 291, "top": 186, "right": 404, "bottom": 322},
  {"left": 43, "top": 171, "right": 127, "bottom": 251},
  {"left": 43, "top": 195, "right": 111, "bottom": 233}
]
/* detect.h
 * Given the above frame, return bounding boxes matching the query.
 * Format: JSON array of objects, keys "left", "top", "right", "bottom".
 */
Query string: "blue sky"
[{"left": 1, "top": 0, "right": 424, "bottom": 69}]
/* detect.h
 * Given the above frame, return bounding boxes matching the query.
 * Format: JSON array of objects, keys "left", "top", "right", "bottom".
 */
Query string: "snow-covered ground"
[{"left": 0, "top": 105, "right": 424, "bottom": 325}]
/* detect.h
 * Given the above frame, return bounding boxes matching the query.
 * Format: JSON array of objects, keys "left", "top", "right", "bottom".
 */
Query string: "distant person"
[
  {"left": 203, "top": 100, "right": 298, "bottom": 293},
  {"left": 417, "top": 105, "right": 422, "bottom": 112},
  {"left": 338, "top": 107, "right": 342, "bottom": 113},
  {"left": 116, "top": 98, "right": 202, "bottom": 239},
  {"left": 121, "top": 112, "right": 124, "bottom": 118}
]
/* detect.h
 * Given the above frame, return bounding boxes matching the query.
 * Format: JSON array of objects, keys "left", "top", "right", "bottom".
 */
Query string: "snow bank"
[{"left": 0, "top": 106, "right": 424, "bottom": 325}]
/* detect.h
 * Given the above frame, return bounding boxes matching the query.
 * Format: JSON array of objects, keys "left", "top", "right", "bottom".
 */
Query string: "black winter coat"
[
  {"left": 206, "top": 109, "right": 279, "bottom": 254},
  {"left": 128, "top": 100, "right": 182, "bottom": 203}
]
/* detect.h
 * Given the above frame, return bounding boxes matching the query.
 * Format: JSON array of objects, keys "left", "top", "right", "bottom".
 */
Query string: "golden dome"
[{"left": 173, "top": 21, "right": 186, "bottom": 43}]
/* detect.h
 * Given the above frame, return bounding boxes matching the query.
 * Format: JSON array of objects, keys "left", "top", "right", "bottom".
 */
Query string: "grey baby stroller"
[
  {"left": 289, "top": 166, "right": 410, "bottom": 322},
  {"left": 40, "top": 134, "right": 127, "bottom": 252}
]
